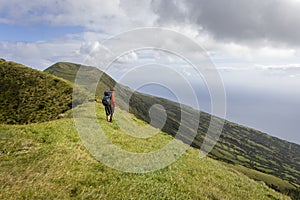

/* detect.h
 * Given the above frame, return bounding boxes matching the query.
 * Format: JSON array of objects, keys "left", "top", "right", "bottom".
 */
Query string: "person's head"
[{"left": 110, "top": 87, "right": 115, "bottom": 91}]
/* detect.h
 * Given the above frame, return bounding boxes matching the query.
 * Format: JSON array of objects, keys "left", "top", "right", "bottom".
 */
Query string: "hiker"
[{"left": 102, "top": 87, "right": 116, "bottom": 122}]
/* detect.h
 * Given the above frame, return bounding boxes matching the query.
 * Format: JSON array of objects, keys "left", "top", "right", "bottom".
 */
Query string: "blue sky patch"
[{"left": 0, "top": 23, "right": 84, "bottom": 42}]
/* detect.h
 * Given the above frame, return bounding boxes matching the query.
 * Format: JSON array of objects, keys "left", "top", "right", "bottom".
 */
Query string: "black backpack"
[{"left": 102, "top": 90, "right": 112, "bottom": 106}]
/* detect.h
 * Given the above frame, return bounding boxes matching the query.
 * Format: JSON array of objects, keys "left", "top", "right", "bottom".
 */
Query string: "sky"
[{"left": 0, "top": 0, "right": 300, "bottom": 144}]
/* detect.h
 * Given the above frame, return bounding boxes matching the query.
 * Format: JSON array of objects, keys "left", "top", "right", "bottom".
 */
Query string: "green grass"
[
  {"left": 0, "top": 59, "right": 90, "bottom": 124},
  {"left": 230, "top": 165, "right": 298, "bottom": 194},
  {"left": 0, "top": 103, "right": 290, "bottom": 199}
]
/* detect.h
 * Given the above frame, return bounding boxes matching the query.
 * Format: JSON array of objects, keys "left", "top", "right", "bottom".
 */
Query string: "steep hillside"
[
  {"left": 45, "top": 62, "right": 132, "bottom": 109},
  {"left": 0, "top": 103, "right": 290, "bottom": 199},
  {"left": 0, "top": 59, "right": 89, "bottom": 124},
  {"left": 45, "top": 62, "right": 300, "bottom": 199}
]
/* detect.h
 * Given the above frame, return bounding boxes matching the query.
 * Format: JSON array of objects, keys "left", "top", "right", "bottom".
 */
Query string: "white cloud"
[
  {"left": 0, "top": 0, "right": 157, "bottom": 34},
  {"left": 116, "top": 51, "right": 138, "bottom": 63},
  {"left": 152, "top": 24, "right": 300, "bottom": 72},
  {"left": 152, "top": 0, "right": 300, "bottom": 47},
  {"left": 255, "top": 63, "right": 300, "bottom": 70},
  {"left": 255, "top": 47, "right": 297, "bottom": 59},
  {"left": 0, "top": 40, "right": 83, "bottom": 70},
  {"left": 289, "top": 74, "right": 300, "bottom": 78}
]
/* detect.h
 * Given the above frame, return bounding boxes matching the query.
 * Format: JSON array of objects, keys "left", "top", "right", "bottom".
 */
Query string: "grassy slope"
[
  {"left": 44, "top": 62, "right": 300, "bottom": 198},
  {"left": 0, "top": 103, "right": 290, "bottom": 200},
  {"left": 0, "top": 59, "right": 89, "bottom": 124},
  {"left": 230, "top": 165, "right": 297, "bottom": 194},
  {"left": 128, "top": 93, "right": 300, "bottom": 186}
]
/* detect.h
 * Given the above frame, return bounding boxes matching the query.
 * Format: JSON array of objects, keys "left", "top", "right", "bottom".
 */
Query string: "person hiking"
[{"left": 102, "top": 87, "right": 116, "bottom": 122}]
